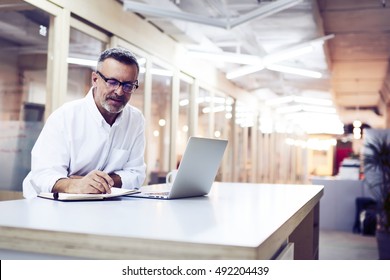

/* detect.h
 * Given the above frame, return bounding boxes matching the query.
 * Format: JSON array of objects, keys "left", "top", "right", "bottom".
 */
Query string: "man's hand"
[{"left": 53, "top": 170, "right": 114, "bottom": 194}]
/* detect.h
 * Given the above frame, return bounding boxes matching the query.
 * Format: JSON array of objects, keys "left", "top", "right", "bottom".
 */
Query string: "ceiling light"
[
  {"left": 151, "top": 68, "right": 173, "bottom": 76},
  {"left": 158, "top": 119, "right": 166, "bottom": 126},
  {"left": 264, "top": 45, "right": 314, "bottom": 65},
  {"left": 301, "top": 105, "right": 336, "bottom": 114},
  {"left": 276, "top": 105, "right": 302, "bottom": 114},
  {"left": 140, "top": 67, "right": 173, "bottom": 76},
  {"left": 137, "top": 57, "right": 146, "bottom": 65},
  {"left": 266, "top": 96, "right": 333, "bottom": 106},
  {"left": 284, "top": 113, "right": 344, "bottom": 134},
  {"left": 293, "top": 96, "right": 333, "bottom": 106},
  {"left": 202, "top": 105, "right": 226, "bottom": 114},
  {"left": 353, "top": 127, "right": 362, "bottom": 139},
  {"left": 353, "top": 120, "right": 362, "bottom": 128},
  {"left": 277, "top": 104, "right": 336, "bottom": 114},
  {"left": 226, "top": 64, "right": 265, "bottom": 79},
  {"left": 179, "top": 99, "right": 189, "bottom": 106},
  {"left": 226, "top": 44, "right": 314, "bottom": 79},
  {"left": 188, "top": 51, "right": 262, "bottom": 65},
  {"left": 226, "top": 35, "right": 333, "bottom": 79},
  {"left": 265, "top": 96, "right": 294, "bottom": 106},
  {"left": 196, "top": 96, "right": 226, "bottom": 104},
  {"left": 266, "top": 64, "right": 322, "bottom": 78},
  {"left": 67, "top": 57, "right": 96, "bottom": 67},
  {"left": 299, "top": 138, "right": 338, "bottom": 150},
  {"left": 259, "top": 118, "right": 274, "bottom": 134}
]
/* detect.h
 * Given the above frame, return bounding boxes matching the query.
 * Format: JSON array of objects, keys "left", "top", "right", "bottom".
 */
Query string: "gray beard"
[{"left": 102, "top": 100, "right": 124, "bottom": 114}]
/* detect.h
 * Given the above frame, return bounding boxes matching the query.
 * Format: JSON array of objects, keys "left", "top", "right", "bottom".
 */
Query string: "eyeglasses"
[{"left": 96, "top": 71, "right": 139, "bottom": 94}]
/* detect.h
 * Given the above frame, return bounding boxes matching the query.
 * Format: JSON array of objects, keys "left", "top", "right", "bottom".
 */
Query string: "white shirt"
[{"left": 23, "top": 88, "right": 146, "bottom": 198}]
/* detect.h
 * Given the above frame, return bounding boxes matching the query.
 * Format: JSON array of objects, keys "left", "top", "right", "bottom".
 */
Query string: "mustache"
[{"left": 106, "top": 94, "right": 125, "bottom": 102}]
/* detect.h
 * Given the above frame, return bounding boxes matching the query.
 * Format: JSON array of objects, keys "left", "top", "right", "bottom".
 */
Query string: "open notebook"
[{"left": 38, "top": 187, "right": 139, "bottom": 201}]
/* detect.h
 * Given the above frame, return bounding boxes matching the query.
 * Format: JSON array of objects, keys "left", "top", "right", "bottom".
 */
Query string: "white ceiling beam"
[
  {"left": 123, "top": 1, "right": 226, "bottom": 28},
  {"left": 226, "top": 34, "right": 335, "bottom": 78},
  {"left": 229, "top": 0, "right": 303, "bottom": 29},
  {"left": 189, "top": 34, "right": 334, "bottom": 64},
  {"left": 123, "top": 0, "right": 303, "bottom": 30},
  {"left": 188, "top": 50, "right": 262, "bottom": 65}
]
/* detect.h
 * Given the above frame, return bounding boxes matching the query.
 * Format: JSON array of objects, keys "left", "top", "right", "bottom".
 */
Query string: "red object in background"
[{"left": 334, "top": 142, "right": 353, "bottom": 175}]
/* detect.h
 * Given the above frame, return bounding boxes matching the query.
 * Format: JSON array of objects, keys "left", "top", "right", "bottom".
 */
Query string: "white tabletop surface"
[{"left": 0, "top": 182, "right": 323, "bottom": 249}]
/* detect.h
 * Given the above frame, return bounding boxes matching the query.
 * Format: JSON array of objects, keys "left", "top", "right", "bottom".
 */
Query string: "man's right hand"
[{"left": 52, "top": 170, "right": 114, "bottom": 194}]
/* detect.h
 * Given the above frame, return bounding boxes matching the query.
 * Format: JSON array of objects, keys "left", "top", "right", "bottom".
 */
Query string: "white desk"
[{"left": 0, "top": 182, "right": 323, "bottom": 260}]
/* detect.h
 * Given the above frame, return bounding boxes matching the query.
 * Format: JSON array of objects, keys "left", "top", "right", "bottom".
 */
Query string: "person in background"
[{"left": 23, "top": 47, "right": 146, "bottom": 198}]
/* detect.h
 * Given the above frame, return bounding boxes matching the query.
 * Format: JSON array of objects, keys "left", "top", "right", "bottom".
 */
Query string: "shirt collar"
[{"left": 85, "top": 87, "right": 105, "bottom": 127}]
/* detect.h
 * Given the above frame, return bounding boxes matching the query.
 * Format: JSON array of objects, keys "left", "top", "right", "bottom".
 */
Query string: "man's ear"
[{"left": 91, "top": 72, "right": 98, "bottom": 86}]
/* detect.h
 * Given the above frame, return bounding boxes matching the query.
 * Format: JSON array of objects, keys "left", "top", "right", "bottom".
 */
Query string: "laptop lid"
[
  {"left": 167, "top": 137, "right": 228, "bottom": 199},
  {"left": 133, "top": 137, "right": 228, "bottom": 199}
]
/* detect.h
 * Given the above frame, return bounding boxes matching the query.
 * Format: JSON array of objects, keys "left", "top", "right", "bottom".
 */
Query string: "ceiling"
[
  {"left": 1, "top": 0, "right": 389, "bottom": 133},
  {"left": 123, "top": 0, "right": 390, "bottom": 131},
  {"left": 319, "top": 0, "right": 390, "bottom": 128}
]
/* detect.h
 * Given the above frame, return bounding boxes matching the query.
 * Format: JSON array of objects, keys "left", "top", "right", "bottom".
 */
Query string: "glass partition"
[
  {"left": 197, "top": 87, "right": 211, "bottom": 137},
  {"left": 114, "top": 38, "right": 145, "bottom": 113},
  {"left": 132, "top": 55, "right": 145, "bottom": 112},
  {"left": 215, "top": 95, "right": 234, "bottom": 181},
  {"left": 176, "top": 73, "right": 193, "bottom": 163},
  {"left": 0, "top": 2, "right": 50, "bottom": 190},
  {"left": 213, "top": 93, "right": 229, "bottom": 139},
  {"left": 147, "top": 62, "right": 173, "bottom": 183},
  {"left": 67, "top": 26, "right": 107, "bottom": 101}
]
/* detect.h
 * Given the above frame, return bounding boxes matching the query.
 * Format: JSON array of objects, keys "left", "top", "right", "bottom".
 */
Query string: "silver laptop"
[{"left": 133, "top": 137, "right": 228, "bottom": 199}]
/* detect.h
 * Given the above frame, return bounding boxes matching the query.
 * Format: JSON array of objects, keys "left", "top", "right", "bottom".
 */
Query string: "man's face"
[{"left": 92, "top": 58, "right": 138, "bottom": 120}]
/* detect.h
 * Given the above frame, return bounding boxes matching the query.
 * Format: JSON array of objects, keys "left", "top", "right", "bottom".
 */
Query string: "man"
[{"left": 23, "top": 47, "right": 146, "bottom": 198}]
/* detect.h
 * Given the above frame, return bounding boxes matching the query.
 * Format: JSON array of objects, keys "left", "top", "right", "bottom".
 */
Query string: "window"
[
  {"left": 197, "top": 87, "right": 212, "bottom": 137},
  {"left": 112, "top": 37, "right": 145, "bottom": 113},
  {"left": 67, "top": 23, "right": 108, "bottom": 101},
  {"left": 147, "top": 62, "right": 173, "bottom": 181},
  {"left": 176, "top": 74, "right": 193, "bottom": 164},
  {"left": 0, "top": 4, "right": 50, "bottom": 190}
]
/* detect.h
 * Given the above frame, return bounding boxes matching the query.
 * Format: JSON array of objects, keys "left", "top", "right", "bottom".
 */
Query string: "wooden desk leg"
[{"left": 289, "top": 203, "right": 320, "bottom": 260}]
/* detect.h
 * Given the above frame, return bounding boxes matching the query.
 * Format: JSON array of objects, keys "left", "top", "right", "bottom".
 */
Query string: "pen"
[{"left": 53, "top": 192, "right": 59, "bottom": 200}]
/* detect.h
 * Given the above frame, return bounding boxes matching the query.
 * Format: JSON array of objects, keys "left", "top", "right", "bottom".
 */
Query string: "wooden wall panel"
[
  {"left": 329, "top": 33, "right": 390, "bottom": 60},
  {"left": 332, "top": 61, "right": 388, "bottom": 79},
  {"left": 332, "top": 79, "right": 383, "bottom": 92},
  {"left": 334, "top": 92, "right": 380, "bottom": 107}
]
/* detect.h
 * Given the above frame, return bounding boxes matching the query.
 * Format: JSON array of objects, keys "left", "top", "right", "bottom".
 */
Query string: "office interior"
[{"left": 0, "top": 0, "right": 388, "bottom": 259}]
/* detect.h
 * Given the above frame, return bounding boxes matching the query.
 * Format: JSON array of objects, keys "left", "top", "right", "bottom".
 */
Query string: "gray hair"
[{"left": 97, "top": 47, "right": 139, "bottom": 74}]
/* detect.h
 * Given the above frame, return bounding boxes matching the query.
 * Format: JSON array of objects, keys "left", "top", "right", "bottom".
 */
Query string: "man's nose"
[{"left": 115, "top": 84, "right": 125, "bottom": 96}]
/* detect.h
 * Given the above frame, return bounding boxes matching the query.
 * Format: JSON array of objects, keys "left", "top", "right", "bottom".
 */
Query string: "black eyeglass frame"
[{"left": 96, "top": 71, "right": 139, "bottom": 93}]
